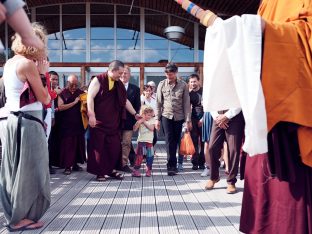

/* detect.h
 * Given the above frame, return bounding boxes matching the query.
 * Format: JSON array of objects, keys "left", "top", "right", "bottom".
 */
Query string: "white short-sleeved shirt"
[{"left": 137, "top": 118, "right": 155, "bottom": 143}]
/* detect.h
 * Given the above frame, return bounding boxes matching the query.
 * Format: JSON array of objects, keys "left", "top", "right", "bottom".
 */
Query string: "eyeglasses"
[{"left": 68, "top": 83, "right": 78, "bottom": 87}]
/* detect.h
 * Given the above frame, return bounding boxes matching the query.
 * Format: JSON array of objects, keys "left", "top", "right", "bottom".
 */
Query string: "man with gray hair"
[
  {"left": 120, "top": 65, "right": 141, "bottom": 173},
  {"left": 146, "top": 81, "right": 156, "bottom": 99},
  {"left": 58, "top": 74, "right": 86, "bottom": 175}
]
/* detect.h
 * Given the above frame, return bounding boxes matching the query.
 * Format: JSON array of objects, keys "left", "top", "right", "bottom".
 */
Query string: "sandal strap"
[
  {"left": 96, "top": 176, "right": 106, "bottom": 181},
  {"left": 109, "top": 172, "right": 124, "bottom": 179}
]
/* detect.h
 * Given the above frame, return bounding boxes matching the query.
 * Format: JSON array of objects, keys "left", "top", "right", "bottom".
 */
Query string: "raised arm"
[
  {"left": 133, "top": 119, "right": 143, "bottom": 131},
  {"left": 174, "top": 0, "right": 217, "bottom": 27},
  {"left": 18, "top": 58, "right": 50, "bottom": 105},
  {"left": 5, "top": 0, "right": 44, "bottom": 49}
]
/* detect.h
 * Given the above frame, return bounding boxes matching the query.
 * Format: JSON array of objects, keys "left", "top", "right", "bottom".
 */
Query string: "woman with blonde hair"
[{"left": 0, "top": 22, "right": 51, "bottom": 232}]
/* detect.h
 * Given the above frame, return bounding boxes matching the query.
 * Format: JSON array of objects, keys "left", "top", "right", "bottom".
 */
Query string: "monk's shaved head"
[{"left": 67, "top": 74, "right": 79, "bottom": 92}]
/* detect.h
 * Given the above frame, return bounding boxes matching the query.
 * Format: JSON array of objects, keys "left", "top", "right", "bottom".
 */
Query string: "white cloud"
[
  {"left": 48, "top": 42, "right": 163, "bottom": 62},
  {"left": 48, "top": 40, "right": 60, "bottom": 50},
  {"left": 91, "top": 57, "right": 103, "bottom": 62}
]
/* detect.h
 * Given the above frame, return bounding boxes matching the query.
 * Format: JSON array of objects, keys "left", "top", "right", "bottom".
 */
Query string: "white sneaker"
[{"left": 201, "top": 168, "right": 210, "bottom": 177}]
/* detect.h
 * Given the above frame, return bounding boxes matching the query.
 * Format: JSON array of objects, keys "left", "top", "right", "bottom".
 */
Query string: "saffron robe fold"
[
  {"left": 259, "top": 0, "right": 312, "bottom": 167},
  {"left": 240, "top": 0, "right": 312, "bottom": 233}
]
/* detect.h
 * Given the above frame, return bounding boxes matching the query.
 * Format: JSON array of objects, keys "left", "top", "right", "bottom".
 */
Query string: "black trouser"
[
  {"left": 190, "top": 118, "right": 205, "bottom": 167},
  {"left": 129, "top": 143, "right": 135, "bottom": 166},
  {"left": 209, "top": 112, "right": 245, "bottom": 184},
  {"left": 153, "top": 129, "right": 158, "bottom": 146},
  {"left": 161, "top": 116, "right": 184, "bottom": 170}
]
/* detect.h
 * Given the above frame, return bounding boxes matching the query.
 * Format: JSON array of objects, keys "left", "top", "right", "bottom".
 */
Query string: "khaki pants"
[{"left": 121, "top": 130, "right": 133, "bottom": 167}]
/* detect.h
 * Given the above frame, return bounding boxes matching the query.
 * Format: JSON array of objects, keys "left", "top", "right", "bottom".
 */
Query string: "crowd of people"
[{"left": 46, "top": 61, "right": 228, "bottom": 183}]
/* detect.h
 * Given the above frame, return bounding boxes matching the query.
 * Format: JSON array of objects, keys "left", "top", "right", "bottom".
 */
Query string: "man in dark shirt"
[{"left": 188, "top": 74, "right": 205, "bottom": 170}]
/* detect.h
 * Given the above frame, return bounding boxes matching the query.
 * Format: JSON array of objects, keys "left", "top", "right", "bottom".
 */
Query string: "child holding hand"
[{"left": 132, "top": 106, "right": 155, "bottom": 177}]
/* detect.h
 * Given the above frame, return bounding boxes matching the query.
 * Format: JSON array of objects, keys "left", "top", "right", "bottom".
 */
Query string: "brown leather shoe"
[
  {"left": 227, "top": 184, "right": 236, "bottom": 194},
  {"left": 205, "top": 178, "right": 220, "bottom": 190}
]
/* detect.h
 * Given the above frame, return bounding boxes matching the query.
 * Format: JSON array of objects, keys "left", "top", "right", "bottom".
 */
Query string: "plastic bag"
[{"left": 179, "top": 132, "right": 195, "bottom": 156}]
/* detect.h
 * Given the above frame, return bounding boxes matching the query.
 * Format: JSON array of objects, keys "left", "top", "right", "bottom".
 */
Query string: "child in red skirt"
[{"left": 132, "top": 105, "right": 155, "bottom": 177}]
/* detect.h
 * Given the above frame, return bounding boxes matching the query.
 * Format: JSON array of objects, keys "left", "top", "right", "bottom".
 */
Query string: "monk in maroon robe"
[
  {"left": 58, "top": 74, "right": 86, "bottom": 175},
  {"left": 87, "top": 60, "right": 136, "bottom": 181}
]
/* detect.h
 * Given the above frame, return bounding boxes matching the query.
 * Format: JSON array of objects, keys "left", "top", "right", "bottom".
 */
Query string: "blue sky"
[{"left": 47, "top": 27, "right": 202, "bottom": 63}]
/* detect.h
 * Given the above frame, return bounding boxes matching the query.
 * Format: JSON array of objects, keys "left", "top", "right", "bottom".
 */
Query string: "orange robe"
[
  {"left": 259, "top": 0, "right": 312, "bottom": 167},
  {"left": 79, "top": 92, "right": 88, "bottom": 129}
]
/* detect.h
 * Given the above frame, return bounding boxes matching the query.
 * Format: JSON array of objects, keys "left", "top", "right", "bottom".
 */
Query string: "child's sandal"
[
  {"left": 96, "top": 175, "right": 106, "bottom": 181},
  {"left": 109, "top": 171, "right": 124, "bottom": 180}
]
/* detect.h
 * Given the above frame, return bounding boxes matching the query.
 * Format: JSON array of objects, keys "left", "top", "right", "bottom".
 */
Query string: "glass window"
[
  {"left": 90, "top": 27, "right": 114, "bottom": 62},
  {"left": 170, "top": 40, "right": 194, "bottom": 63},
  {"left": 169, "top": 17, "right": 194, "bottom": 62},
  {"left": 36, "top": 6, "right": 61, "bottom": 62},
  {"left": 62, "top": 27, "right": 86, "bottom": 62},
  {"left": 145, "top": 12, "right": 168, "bottom": 62},
  {"left": 117, "top": 12, "right": 141, "bottom": 62},
  {"left": 129, "top": 74, "right": 140, "bottom": 86},
  {"left": 199, "top": 50, "right": 204, "bottom": 62},
  {"left": 146, "top": 75, "right": 166, "bottom": 88},
  {"left": 47, "top": 33, "right": 61, "bottom": 62},
  {"left": 144, "top": 33, "right": 168, "bottom": 63},
  {"left": 91, "top": 4, "right": 114, "bottom": 62}
]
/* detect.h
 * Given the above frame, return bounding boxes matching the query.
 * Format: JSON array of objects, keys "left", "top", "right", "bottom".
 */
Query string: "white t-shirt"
[
  {"left": 137, "top": 118, "right": 155, "bottom": 143},
  {"left": 3, "top": 59, "right": 42, "bottom": 111},
  {"left": 141, "top": 96, "right": 157, "bottom": 112}
]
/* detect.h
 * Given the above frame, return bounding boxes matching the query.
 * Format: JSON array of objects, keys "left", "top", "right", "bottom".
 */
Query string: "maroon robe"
[
  {"left": 59, "top": 88, "right": 86, "bottom": 168},
  {"left": 240, "top": 122, "right": 312, "bottom": 234},
  {"left": 87, "top": 73, "right": 127, "bottom": 176}
]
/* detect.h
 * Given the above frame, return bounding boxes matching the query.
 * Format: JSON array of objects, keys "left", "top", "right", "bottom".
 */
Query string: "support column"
[
  {"left": 86, "top": 3, "right": 91, "bottom": 62},
  {"left": 139, "top": 64, "right": 144, "bottom": 94},
  {"left": 81, "top": 66, "right": 86, "bottom": 86},
  {"left": 198, "top": 64, "right": 203, "bottom": 87},
  {"left": 194, "top": 23, "right": 199, "bottom": 62}
]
